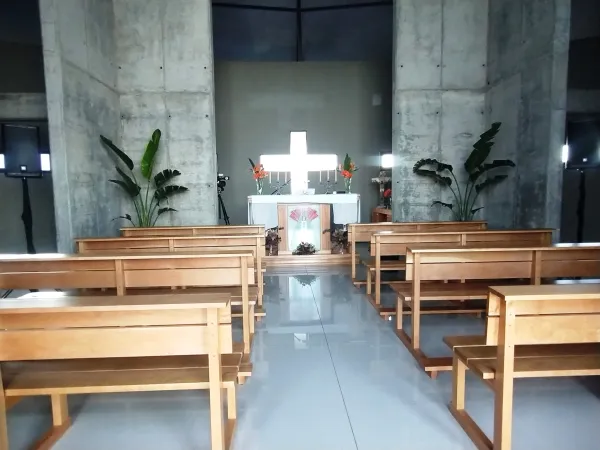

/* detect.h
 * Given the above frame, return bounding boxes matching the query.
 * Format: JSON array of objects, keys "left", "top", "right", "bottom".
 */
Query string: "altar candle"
[
  {"left": 285, "top": 172, "right": 287, "bottom": 183},
  {"left": 269, "top": 172, "right": 272, "bottom": 184},
  {"left": 319, "top": 171, "right": 322, "bottom": 183},
  {"left": 277, "top": 171, "right": 280, "bottom": 182},
  {"left": 335, "top": 170, "right": 337, "bottom": 182}
]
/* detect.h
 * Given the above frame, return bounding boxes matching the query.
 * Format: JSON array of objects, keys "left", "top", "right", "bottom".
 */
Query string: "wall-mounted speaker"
[{"left": 2, "top": 124, "right": 42, "bottom": 178}]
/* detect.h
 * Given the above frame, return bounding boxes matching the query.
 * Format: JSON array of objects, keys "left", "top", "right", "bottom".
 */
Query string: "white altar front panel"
[{"left": 248, "top": 194, "right": 360, "bottom": 229}]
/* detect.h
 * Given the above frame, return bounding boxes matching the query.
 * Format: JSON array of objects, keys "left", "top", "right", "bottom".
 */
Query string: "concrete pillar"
[
  {"left": 486, "top": 0, "right": 570, "bottom": 229},
  {"left": 40, "top": 0, "right": 121, "bottom": 252},
  {"left": 392, "top": 0, "right": 489, "bottom": 222},
  {"left": 114, "top": 0, "right": 218, "bottom": 225}
]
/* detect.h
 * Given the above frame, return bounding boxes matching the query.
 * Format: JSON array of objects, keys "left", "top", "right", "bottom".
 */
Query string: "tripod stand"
[{"left": 217, "top": 188, "right": 230, "bottom": 225}]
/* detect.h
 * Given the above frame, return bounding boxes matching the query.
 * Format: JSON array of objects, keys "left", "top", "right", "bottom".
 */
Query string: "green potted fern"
[{"left": 100, "top": 129, "right": 188, "bottom": 227}]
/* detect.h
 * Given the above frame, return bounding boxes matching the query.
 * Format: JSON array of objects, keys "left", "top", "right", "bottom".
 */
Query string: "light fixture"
[
  {"left": 561, "top": 144, "right": 569, "bottom": 164},
  {"left": 381, "top": 153, "right": 393, "bottom": 169}
]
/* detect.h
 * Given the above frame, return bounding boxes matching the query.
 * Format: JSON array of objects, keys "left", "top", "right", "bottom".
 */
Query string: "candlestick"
[
  {"left": 319, "top": 171, "right": 322, "bottom": 183},
  {"left": 327, "top": 170, "right": 330, "bottom": 181},
  {"left": 284, "top": 172, "right": 287, "bottom": 183},
  {"left": 335, "top": 170, "right": 337, "bottom": 183},
  {"left": 277, "top": 171, "right": 280, "bottom": 182},
  {"left": 269, "top": 172, "right": 272, "bottom": 184}
]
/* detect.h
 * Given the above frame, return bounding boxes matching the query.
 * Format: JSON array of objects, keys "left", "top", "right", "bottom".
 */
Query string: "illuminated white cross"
[{"left": 261, "top": 131, "right": 337, "bottom": 194}]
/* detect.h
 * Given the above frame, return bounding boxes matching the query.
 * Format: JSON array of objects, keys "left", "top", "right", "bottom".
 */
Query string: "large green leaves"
[
  {"left": 140, "top": 129, "right": 162, "bottom": 180},
  {"left": 469, "top": 159, "right": 515, "bottom": 182},
  {"left": 110, "top": 167, "right": 141, "bottom": 197},
  {"left": 431, "top": 201, "right": 453, "bottom": 210},
  {"left": 464, "top": 122, "right": 502, "bottom": 174},
  {"left": 100, "top": 136, "right": 134, "bottom": 170},
  {"left": 154, "top": 169, "right": 181, "bottom": 188},
  {"left": 475, "top": 175, "right": 508, "bottom": 193},
  {"left": 413, "top": 159, "right": 453, "bottom": 186},
  {"left": 154, "top": 185, "right": 188, "bottom": 202}
]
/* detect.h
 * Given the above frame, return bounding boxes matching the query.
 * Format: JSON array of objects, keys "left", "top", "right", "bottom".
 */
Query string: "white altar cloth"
[{"left": 248, "top": 194, "right": 360, "bottom": 229}]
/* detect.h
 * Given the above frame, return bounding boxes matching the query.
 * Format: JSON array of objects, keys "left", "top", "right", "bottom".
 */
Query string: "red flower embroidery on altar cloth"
[{"left": 289, "top": 207, "right": 319, "bottom": 222}]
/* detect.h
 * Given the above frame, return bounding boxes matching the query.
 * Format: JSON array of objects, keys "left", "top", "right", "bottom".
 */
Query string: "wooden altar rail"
[
  {"left": 0, "top": 293, "right": 239, "bottom": 450},
  {"left": 449, "top": 284, "right": 600, "bottom": 450},
  {"left": 0, "top": 251, "right": 256, "bottom": 355},
  {"left": 75, "top": 234, "right": 266, "bottom": 309},
  {"left": 348, "top": 221, "right": 487, "bottom": 285},
  {"left": 121, "top": 225, "right": 265, "bottom": 238},
  {"left": 368, "top": 229, "right": 553, "bottom": 310},
  {"left": 394, "top": 244, "right": 600, "bottom": 378}
]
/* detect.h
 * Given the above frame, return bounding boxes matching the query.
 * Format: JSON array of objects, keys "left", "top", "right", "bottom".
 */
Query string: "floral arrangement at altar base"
[
  {"left": 248, "top": 158, "right": 268, "bottom": 194},
  {"left": 323, "top": 227, "right": 348, "bottom": 254},
  {"left": 293, "top": 242, "right": 316, "bottom": 255},
  {"left": 265, "top": 226, "right": 282, "bottom": 256},
  {"left": 338, "top": 154, "right": 359, "bottom": 193}
]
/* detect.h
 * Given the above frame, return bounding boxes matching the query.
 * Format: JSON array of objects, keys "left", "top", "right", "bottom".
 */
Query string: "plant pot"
[{"left": 331, "top": 242, "right": 349, "bottom": 254}]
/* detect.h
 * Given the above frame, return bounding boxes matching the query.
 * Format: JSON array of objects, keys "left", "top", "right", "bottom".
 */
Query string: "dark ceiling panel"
[
  {"left": 301, "top": 0, "right": 386, "bottom": 8},
  {"left": 212, "top": 0, "right": 296, "bottom": 9}
]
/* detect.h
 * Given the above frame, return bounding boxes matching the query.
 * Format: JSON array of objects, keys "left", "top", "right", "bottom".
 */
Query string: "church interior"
[{"left": 1, "top": 0, "right": 600, "bottom": 449}]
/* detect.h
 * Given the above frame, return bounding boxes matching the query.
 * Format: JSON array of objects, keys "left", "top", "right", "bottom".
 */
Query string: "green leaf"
[
  {"left": 140, "top": 129, "right": 162, "bottom": 180},
  {"left": 115, "top": 167, "right": 141, "bottom": 196},
  {"left": 343, "top": 154, "right": 351, "bottom": 171},
  {"left": 154, "top": 169, "right": 181, "bottom": 188},
  {"left": 248, "top": 158, "right": 256, "bottom": 169},
  {"left": 413, "top": 158, "right": 453, "bottom": 173},
  {"left": 154, "top": 185, "right": 189, "bottom": 202},
  {"left": 157, "top": 207, "right": 177, "bottom": 216},
  {"left": 469, "top": 159, "right": 516, "bottom": 182},
  {"left": 431, "top": 201, "right": 453, "bottom": 210},
  {"left": 112, "top": 214, "right": 135, "bottom": 226},
  {"left": 414, "top": 168, "right": 452, "bottom": 186},
  {"left": 100, "top": 136, "right": 134, "bottom": 170},
  {"left": 471, "top": 206, "right": 484, "bottom": 216},
  {"left": 475, "top": 175, "right": 508, "bottom": 193},
  {"left": 464, "top": 122, "right": 502, "bottom": 174}
]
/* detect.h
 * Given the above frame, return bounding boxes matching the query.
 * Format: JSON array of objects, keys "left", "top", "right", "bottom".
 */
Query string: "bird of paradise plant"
[
  {"left": 338, "top": 154, "right": 358, "bottom": 193},
  {"left": 249, "top": 158, "right": 268, "bottom": 194},
  {"left": 100, "top": 129, "right": 188, "bottom": 227}
]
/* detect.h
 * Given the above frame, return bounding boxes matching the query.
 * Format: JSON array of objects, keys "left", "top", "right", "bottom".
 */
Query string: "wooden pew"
[
  {"left": 394, "top": 245, "right": 600, "bottom": 377},
  {"left": 0, "top": 292, "right": 240, "bottom": 450},
  {"left": 348, "top": 221, "right": 487, "bottom": 286},
  {"left": 0, "top": 251, "right": 256, "bottom": 356},
  {"left": 368, "top": 229, "right": 553, "bottom": 313},
  {"left": 449, "top": 284, "right": 600, "bottom": 450},
  {"left": 121, "top": 225, "right": 265, "bottom": 238},
  {"left": 75, "top": 234, "right": 266, "bottom": 313}
]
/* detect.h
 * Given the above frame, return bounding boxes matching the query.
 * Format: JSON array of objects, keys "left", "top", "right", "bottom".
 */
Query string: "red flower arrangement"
[
  {"left": 383, "top": 188, "right": 392, "bottom": 198},
  {"left": 249, "top": 158, "right": 268, "bottom": 180}
]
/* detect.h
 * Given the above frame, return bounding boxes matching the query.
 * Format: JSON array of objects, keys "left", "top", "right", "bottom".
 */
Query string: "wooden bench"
[
  {"left": 348, "top": 221, "right": 487, "bottom": 286},
  {"left": 394, "top": 245, "right": 600, "bottom": 377},
  {"left": 449, "top": 284, "right": 600, "bottom": 450},
  {"left": 121, "top": 225, "right": 265, "bottom": 238},
  {"left": 367, "top": 229, "right": 553, "bottom": 313},
  {"left": 0, "top": 251, "right": 256, "bottom": 356},
  {"left": 75, "top": 234, "right": 267, "bottom": 314},
  {"left": 0, "top": 292, "right": 240, "bottom": 450}
]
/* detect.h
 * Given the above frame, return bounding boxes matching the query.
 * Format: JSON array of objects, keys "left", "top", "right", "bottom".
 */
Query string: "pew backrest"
[
  {"left": 371, "top": 229, "right": 553, "bottom": 257},
  {"left": 406, "top": 245, "right": 600, "bottom": 284},
  {"left": 121, "top": 225, "right": 265, "bottom": 238}
]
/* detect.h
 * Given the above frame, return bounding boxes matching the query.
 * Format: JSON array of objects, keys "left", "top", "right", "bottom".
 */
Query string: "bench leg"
[
  {"left": 209, "top": 384, "right": 226, "bottom": 450},
  {"left": 451, "top": 355, "right": 466, "bottom": 411},
  {"left": 31, "top": 394, "right": 71, "bottom": 450},
  {"left": 249, "top": 305, "right": 255, "bottom": 336},
  {"left": 366, "top": 270, "right": 372, "bottom": 295},
  {"left": 396, "top": 295, "right": 403, "bottom": 331},
  {"left": 0, "top": 368, "right": 8, "bottom": 450},
  {"left": 225, "top": 386, "right": 237, "bottom": 450},
  {"left": 375, "top": 269, "right": 381, "bottom": 306}
]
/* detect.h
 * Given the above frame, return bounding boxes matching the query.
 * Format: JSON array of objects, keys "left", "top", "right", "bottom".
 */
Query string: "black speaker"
[
  {"left": 2, "top": 124, "right": 42, "bottom": 178},
  {"left": 566, "top": 118, "right": 600, "bottom": 169}
]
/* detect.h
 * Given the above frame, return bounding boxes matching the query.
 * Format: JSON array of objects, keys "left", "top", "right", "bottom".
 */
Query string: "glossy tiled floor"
[{"left": 7, "top": 268, "right": 600, "bottom": 449}]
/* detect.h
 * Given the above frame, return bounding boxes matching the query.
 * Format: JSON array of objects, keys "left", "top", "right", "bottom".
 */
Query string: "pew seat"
[{"left": 443, "top": 335, "right": 486, "bottom": 349}]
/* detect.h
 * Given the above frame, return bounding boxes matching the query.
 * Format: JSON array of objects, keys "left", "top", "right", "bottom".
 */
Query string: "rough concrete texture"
[
  {"left": 486, "top": 0, "right": 570, "bottom": 229},
  {"left": 114, "top": 0, "right": 218, "bottom": 225},
  {"left": 40, "top": 0, "right": 121, "bottom": 252},
  {"left": 0, "top": 93, "right": 47, "bottom": 119},
  {"left": 392, "top": 0, "right": 488, "bottom": 222}
]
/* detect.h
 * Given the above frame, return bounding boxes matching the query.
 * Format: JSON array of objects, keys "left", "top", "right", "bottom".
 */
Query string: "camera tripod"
[{"left": 217, "top": 189, "right": 230, "bottom": 225}]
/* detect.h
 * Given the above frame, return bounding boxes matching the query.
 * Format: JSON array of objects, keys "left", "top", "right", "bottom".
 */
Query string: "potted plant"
[
  {"left": 100, "top": 129, "right": 188, "bottom": 227},
  {"left": 324, "top": 227, "right": 349, "bottom": 254},
  {"left": 293, "top": 242, "right": 316, "bottom": 255},
  {"left": 265, "top": 226, "right": 282, "bottom": 256},
  {"left": 413, "top": 122, "right": 515, "bottom": 221},
  {"left": 337, "top": 154, "right": 358, "bottom": 193}
]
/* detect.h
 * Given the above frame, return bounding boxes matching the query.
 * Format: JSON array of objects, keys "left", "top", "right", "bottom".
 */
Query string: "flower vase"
[
  {"left": 256, "top": 179, "right": 263, "bottom": 195},
  {"left": 344, "top": 177, "right": 352, "bottom": 193}
]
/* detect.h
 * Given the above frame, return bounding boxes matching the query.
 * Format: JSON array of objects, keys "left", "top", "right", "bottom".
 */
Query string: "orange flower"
[
  {"left": 349, "top": 162, "right": 356, "bottom": 171},
  {"left": 341, "top": 170, "right": 352, "bottom": 179}
]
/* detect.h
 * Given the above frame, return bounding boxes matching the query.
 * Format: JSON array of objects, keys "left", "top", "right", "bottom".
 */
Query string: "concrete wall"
[
  {"left": 486, "top": 0, "right": 570, "bottom": 230},
  {"left": 215, "top": 61, "right": 391, "bottom": 225},
  {"left": 391, "top": 0, "right": 488, "bottom": 222},
  {"left": 40, "top": 0, "right": 121, "bottom": 252},
  {"left": 0, "top": 93, "right": 56, "bottom": 253},
  {"left": 114, "top": 0, "right": 218, "bottom": 226}
]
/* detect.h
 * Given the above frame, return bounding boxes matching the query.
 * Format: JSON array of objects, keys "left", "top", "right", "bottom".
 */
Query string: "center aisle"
[{"left": 233, "top": 266, "right": 475, "bottom": 450}]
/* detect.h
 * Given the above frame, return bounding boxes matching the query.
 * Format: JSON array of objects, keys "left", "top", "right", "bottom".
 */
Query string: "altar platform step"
[{"left": 264, "top": 253, "right": 356, "bottom": 267}]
